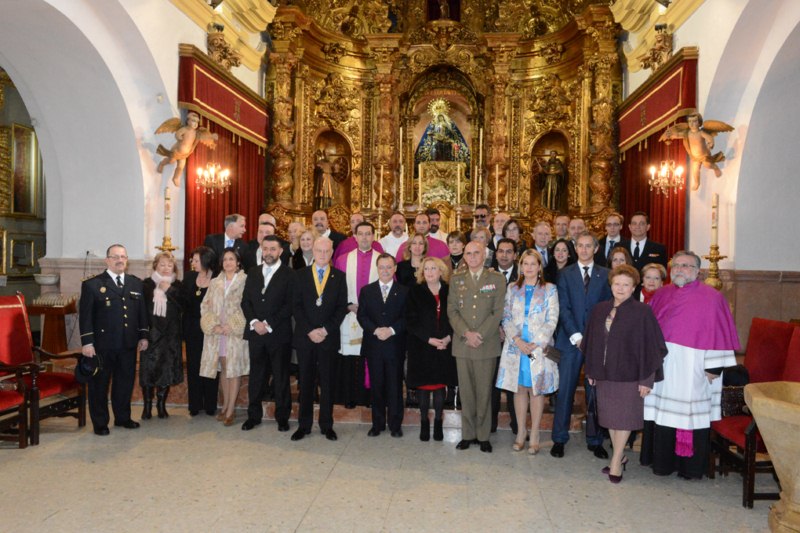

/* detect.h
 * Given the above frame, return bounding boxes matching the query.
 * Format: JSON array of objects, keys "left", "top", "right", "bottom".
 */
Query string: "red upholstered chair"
[
  {"left": 0, "top": 293, "right": 86, "bottom": 445},
  {"left": 0, "top": 361, "right": 35, "bottom": 449},
  {"left": 709, "top": 318, "right": 799, "bottom": 507}
]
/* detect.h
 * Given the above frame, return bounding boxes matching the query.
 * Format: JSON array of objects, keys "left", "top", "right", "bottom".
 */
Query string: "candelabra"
[
  {"left": 648, "top": 160, "right": 684, "bottom": 195},
  {"left": 196, "top": 163, "right": 231, "bottom": 196}
]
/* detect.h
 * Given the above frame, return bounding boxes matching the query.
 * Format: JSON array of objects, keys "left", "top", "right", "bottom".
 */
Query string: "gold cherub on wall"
[{"left": 659, "top": 111, "right": 734, "bottom": 191}]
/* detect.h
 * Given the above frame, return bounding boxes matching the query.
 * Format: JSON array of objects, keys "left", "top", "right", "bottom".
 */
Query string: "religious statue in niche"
[
  {"left": 155, "top": 111, "right": 218, "bottom": 186},
  {"left": 534, "top": 150, "right": 566, "bottom": 211},
  {"left": 415, "top": 98, "right": 470, "bottom": 172},
  {"left": 427, "top": 0, "right": 459, "bottom": 22},
  {"left": 659, "top": 111, "right": 734, "bottom": 191},
  {"left": 313, "top": 141, "right": 350, "bottom": 210}
]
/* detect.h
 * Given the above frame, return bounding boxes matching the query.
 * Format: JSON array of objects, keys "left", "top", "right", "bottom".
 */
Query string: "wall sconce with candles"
[
  {"left": 647, "top": 159, "right": 684, "bottom": 195},
  {"left": 196, "top": 162, "right": 232, "bottom": 196}
]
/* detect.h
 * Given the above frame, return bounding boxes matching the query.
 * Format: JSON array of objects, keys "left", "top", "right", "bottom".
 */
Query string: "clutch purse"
[{"left": 543, "top": 345, "right": 560, "bottom": 364}]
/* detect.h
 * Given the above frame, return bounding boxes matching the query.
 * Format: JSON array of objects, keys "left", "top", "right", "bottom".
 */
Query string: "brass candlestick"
[
  {"left": 157, "top": 235, "right": 177, "bottom": 253},
  {"left": 703, "top": 244, "right": 727, "bottom": 291}
]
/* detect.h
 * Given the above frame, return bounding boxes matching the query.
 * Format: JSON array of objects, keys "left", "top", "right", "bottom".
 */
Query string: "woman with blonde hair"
[
  {"left": 497, "top": 249, "right": 559, "bottom": 454},
  {"left": 396, "top": 232, "right": 429, "bottom": 286},
  {"left": 200, "top": 247, "right": 249, "bottom": 426},
  {"left": 406, "top": 256, "right": 456, "bottom": 441},
  {"left": 140, "top": 251, "right": 185, "bottom": 419}
]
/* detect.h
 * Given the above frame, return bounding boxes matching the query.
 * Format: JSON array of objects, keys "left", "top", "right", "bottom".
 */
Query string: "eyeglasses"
[
  {"left": 672, "top": 263, "right": 698, "bottom": 270},
  {"left": 474, "top": 214, "right": 487, "bottom": 219},
  {"left": 107, "top": 255, "right": 128, "bottom": 260}
]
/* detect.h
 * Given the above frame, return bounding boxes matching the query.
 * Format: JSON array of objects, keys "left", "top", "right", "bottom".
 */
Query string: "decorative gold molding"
[
  {"left": 611, "top": 0, "right": 705, "bottom": 73},
  {"left": 169, "top": 0, "right": 276, "bottom": 71}
]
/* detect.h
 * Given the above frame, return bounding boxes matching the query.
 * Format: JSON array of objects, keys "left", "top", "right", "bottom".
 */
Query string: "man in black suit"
[
  {"left": 357, "top": 253, "right": 409, "bottom": 438},
  {"left": 531, "top": 221, "right": 552, "bottom": 267},
  {"left": 241, "top": 235, "right": 295, "bottom": 433},
  {"left": 291, "top": 236, "right": 349, "bottom": 441},
  {"left": 595, "top": 212, "right": 625, "bottom": 267},
  {"left": 491, "top": 238, "right": 518, "bottom": 434},
  {"left": 79, "top": 244, "right": 149, "bottom": 436},
  {"left": 628, "top": 211, "right": 668, "bottom": 271},
  {"left": 204, "top": 213, "right": 248, "bottom": 262},
  {"left": 243, "top": 221, "right": 292, "bottom": 272},
  {"left": 311, "top": 209, "right": 346, "bottom": 251}
]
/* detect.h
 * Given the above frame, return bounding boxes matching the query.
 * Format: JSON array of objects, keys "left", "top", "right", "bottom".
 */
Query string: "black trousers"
[
  {"left": 366, "top": 352, "right": 404, "bottom": 432},
  {"left": 248, "top": 340, "right": 291, "bottom": 423},
  {"left": 648, "top": 422, "right": 711, "bottom": 479},
  {"left": 297, "top": 344, "right": 336, "bottom": 431},
  {"left": 491, "top": 357, "right": 517, "bottom": 431},
  {"left": 185, "top": 334, "right": 218, "bottom": 414},
  {"left": 88, "top": 348, "right": 136, "bottom": 429}
]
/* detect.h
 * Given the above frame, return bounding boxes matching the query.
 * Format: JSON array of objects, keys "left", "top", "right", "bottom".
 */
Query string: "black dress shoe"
[
  {"left": 456, "top": 439, "right": 472, "bottom": 450},
  {"left": 113, "top": 420, "right": 140, "bottom": 429},
  {"left": 277, "top": 421, "right": 290, "bottom": 432},
  {"left": 324, "top": 428, "right": 338, "bottom": 441},
  {"left": 345, "top": 402, "right": 356, "bottom": 409},
  {"left": 291, "top": 428, "right": 310, "bottom": 441},
  {"left": 189, "top": 410, "right": 199, "bottom": 417},
  {"left": 479, "top": 441, "right": 493, "bottom": 453},
  {"left": 589, "top": 444, "right": 609, "bottom": 459},
  {"left": 367, "top": 428, "right": 382, "bottom": 437},
  {"left": 94, "top": 427, "right": 110, "bottom": 436},
  {"left": 241, "top": 419, "right": 261, "bottom": 431},
  {"left": 550, "top": 442, "right": 565, "bottom": 458},
  {"left": 390, "top": 429, "right": 403, "bottom": 438},
  {"left": 205, "top": 409, "right": 217, "bottom": 416}
]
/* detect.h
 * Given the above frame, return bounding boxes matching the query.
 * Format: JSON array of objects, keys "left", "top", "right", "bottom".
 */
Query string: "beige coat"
[{"left": 199, "top": 272, "right": 249, "bottom": 378}]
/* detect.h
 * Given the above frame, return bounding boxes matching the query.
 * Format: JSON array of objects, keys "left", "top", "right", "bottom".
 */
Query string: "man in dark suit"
[
  {"left": 311, "top": 209, "right": 346, "bottom": 251},
  {"left": 243, "top": 218, "right": 292, "bottom": 272},
  {"left": 595, "top": 212, "right": 625, "bottom": 267},
  {"left": 291, "top": 236, "right": 349, "bottom": 441},
  {"left": 628, "top": 211, "right": 668, "bottom": 271},
  {"left": 357, "top": 253, "right": 409, "bottom": 438},
  {"left": 490, "top": 238, "right": 518, "bottom": 434},
  {"left": 531, "top": 221, "right": 552, "bottom": 267},
  {"left": 241, "top": 235, "right": 295, "bottom": 433},
  {"left": 551, "top": 232, "right": 612, "bottom": 459},
  {"left": 204, "top": 213, "right": 248, "bottom": 263},
  {"left": 489, "top": 211, "right": 510, "bottom": 251},
  {"left": 79, "top": 244, "right": 149, "bottom": 436}
]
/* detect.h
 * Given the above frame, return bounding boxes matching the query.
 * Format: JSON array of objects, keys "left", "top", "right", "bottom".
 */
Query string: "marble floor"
[{"left": 0, "top": 412, "right": 772, "bottom": 533}]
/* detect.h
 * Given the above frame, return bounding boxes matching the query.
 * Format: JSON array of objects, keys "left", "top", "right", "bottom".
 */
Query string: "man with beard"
[
  {"left": 379, "top": 212, "right": 409, "bottom": 257},
  {"left": 241, "top": 236, "right": 295, "bottom": 432},
  {"left": 427, "top": 207, "right": 447, "bottom": 242},
  {"left": 311, "top": 210, "right": 346, "bottom": 251},
  {"left": 642, "top": 251, "right": 739, "bottom": 479}
]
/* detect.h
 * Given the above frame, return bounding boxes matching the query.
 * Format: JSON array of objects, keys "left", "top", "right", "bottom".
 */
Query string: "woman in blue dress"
[{"left": 496, "top": 249, "right": 559, "bottom": 454}]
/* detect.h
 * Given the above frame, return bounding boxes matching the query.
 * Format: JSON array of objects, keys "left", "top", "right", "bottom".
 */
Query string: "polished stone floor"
[{"left": 1, "top": 412, "right": 771, "bottom": 532}]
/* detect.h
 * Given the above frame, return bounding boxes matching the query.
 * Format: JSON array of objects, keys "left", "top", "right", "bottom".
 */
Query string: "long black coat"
[
  {"left": 405, "top": 282, "right": 457, "bottom": 388},
  {"left": 139, "top": 278, "right": 185, "bottom": 387}
]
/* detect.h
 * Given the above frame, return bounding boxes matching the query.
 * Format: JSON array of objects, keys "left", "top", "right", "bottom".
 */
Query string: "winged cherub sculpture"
[
  {"left": 659, "top": 111, "right": 734, "bottom": 191},
  {"left": 155, "top": 111, "right": 218, "bottom": 186}
]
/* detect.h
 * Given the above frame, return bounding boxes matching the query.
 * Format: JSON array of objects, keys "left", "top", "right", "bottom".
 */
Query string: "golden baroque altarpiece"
[{"left": 264, "top": 0, "right": 621, "bottom": 235}]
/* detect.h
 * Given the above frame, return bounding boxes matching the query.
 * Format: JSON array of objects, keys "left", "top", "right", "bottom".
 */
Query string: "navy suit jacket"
[
  {"left": 629, "top": 239, "right": 668, "bottom": 271},
  {"left": 357, "top": 280, "right": 409, "bottom": 359},
  {"left": 203, "top": 233, "right": 249, "bottom": 265},
  {"left": 555, "top": 262, "right": 612, "bottom": 351}
]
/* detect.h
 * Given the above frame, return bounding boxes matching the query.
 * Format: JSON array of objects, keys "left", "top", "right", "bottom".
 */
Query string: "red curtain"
[
  {"left": 184, "top": 121, "right": 265, "bottom": 266},
  {"left": 619, "top": 131, "right": 687, "bottom": 257}
]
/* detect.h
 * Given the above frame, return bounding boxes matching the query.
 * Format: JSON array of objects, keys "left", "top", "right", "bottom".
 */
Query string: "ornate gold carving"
[
  {"left": 0, "top": 126, "right": 11, "bottom": 212},
  {"left": 269, "top": 20, "right": 303, "bottom": 42},
  {"left": 538, "top": 42, "right": 565, "bottom": 65},
  {"left": 312, "top": 73, "right": 361, "bottom": 135},
  {"left": 327, "top": 203, "right": 352, "bottom": 234},
  {"left": 268, "top": 52, "right": 299, "bottom": 203},
  {"left": 407, "top": 20, "right": 478, "bottom": 51},
  {"left": 207, "top": 30, "right": 242, "bottom": 71},
  {"left": 638, "top": 26, "right": 673, "bottom": 72},
  {"left": 524, "top": 74, "right": 575, "bottom": 135},
  {"left": 299, "top": 0, "right": 389, "bottom": 38},
  {"left": 321, "top": 43, "right": 346, "bottom": 64}
]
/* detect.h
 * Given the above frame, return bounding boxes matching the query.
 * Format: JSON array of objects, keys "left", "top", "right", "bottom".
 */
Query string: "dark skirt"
[{"left": 596, "top": 379, "right": 645, "bottom": 431}]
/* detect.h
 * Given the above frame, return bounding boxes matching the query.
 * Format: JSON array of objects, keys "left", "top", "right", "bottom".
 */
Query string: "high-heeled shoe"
[
  {"left": 216, "top": 411, "right": 224, "bottom": 421},
  {"left": 608, "top": 471, "right": 623, "bottom": 484},
  {"left": 512, "top": 440, "right": 525, "bottom": 452},
  {"left": 223, "top": 414, "right": 235, "bottom": 426},
  {"left": 601, "top": 455, "right": 629, "bottom": 475},
  {"left": 528, "top": 442, "right": 540, "bottom": 455}
]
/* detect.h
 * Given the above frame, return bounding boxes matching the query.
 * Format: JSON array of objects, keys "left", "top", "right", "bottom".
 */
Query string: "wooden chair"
[
  {"left": 0, "top": 293, "right": 86, "bottom": 445},
  {"left": 0, "top": 360, "right": 34, "bottom": 449},
  {"left": 709, "top": 317, "right": 799, "bottom": 507}
]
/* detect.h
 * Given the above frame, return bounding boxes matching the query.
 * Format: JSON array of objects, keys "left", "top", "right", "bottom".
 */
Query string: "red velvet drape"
[
  {"left": 184, "top": 121, "right": 265, "bottom": 266},
  {"left": 619, "top": 131, "right": 687, "bottom": 256}
]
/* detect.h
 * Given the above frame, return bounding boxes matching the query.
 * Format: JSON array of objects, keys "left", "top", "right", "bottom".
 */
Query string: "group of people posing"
[{"left": 78, "top": 206, "right": 739, "bottom": 485}]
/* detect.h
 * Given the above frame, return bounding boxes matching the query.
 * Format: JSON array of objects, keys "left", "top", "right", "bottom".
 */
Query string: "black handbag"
[{"left": 543, "top": 345, "right": 561, "bottom": 364}]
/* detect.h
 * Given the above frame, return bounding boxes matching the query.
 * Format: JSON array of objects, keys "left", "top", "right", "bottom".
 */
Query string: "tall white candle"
[
  {"left": 711, "top": 193, "right": 719, "bottom": 246},
  {"left": 164, "top": 187, "right": 171, "bottom": 239},
  {"left": 418, "top": 163, "right": 423, "bottom": 207},
  {"left": 398, "top": 127, "right": 403, "bottom": 208},
  {"left": 477, "top": 128, "right": 483, "bottom": 206},
  {"left": 379, "top": 165, "right": 384, "bottom": 209},
  {"left": 495, "top": 163, "right": 499, "bottom": 207},
  {"left": 456, "top": 163, "right": 461, "bottom": 205}
]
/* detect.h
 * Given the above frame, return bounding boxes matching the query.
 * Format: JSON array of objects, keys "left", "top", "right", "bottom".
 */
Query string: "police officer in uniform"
[{"left": 79, "top": 244, "right": 150, "bottom": 436}]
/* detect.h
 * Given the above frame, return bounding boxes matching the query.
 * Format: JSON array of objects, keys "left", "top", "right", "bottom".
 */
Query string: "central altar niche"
[{"left": 415, "top": 98, "right": 470, "bottom": 209}]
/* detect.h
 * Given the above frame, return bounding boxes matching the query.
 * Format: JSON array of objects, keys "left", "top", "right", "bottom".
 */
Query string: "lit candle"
[
  {"left": 164, "top": 186, "right": 171, "bottom": 239},
  {"left": 711, "top": 193, "right": 719, "bottom": 246},
  {"left": 418, "top": 163, "right": 423, "bottom": 207},
  {"left": 379, "top": 164, "right": 384, "bottom": 209},
  {"left": 495, "top": 163, "right": 499, "bottom": 207}
]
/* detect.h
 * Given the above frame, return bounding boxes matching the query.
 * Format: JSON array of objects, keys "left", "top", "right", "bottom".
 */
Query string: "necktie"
[
  {"left": 263, "top": 265, "right": 273, "bottom": 286},
  {"left": 583, "top": 266, "right": 590, "bottom": 292},
  {"left": 225, "top": 238, "right": 233, "bottom": 249},
  {"left": 317, "top": 268, "right": 325, "bottom": 283},
  {"left": 381, "top": 284, "right": 389, "bottom": 303},
  {"left": 607, "top": 240, "right": 616, "bottom": 256},
  {"left": 502, "top": 270, "right": 510, "bottom": 283},
  {"left": 473, "top": 272, "right": 480, "bottom": 283},
  {"left": 541, "top": 248, "right": 548, "bottom": 266},
  {"left": 116, "top": 275, "right": 123, "bottom": 289},
  {"left": 633, "top": 241, "right": 641, "bottom": 260}
]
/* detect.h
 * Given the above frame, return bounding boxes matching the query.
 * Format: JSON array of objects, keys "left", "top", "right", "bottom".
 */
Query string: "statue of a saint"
[
  {"left": 438, "top": 0, "right": 450, "bottom": 20},
  {"left": 536, "top": 150, "right": 566, "bottom": 210}
]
